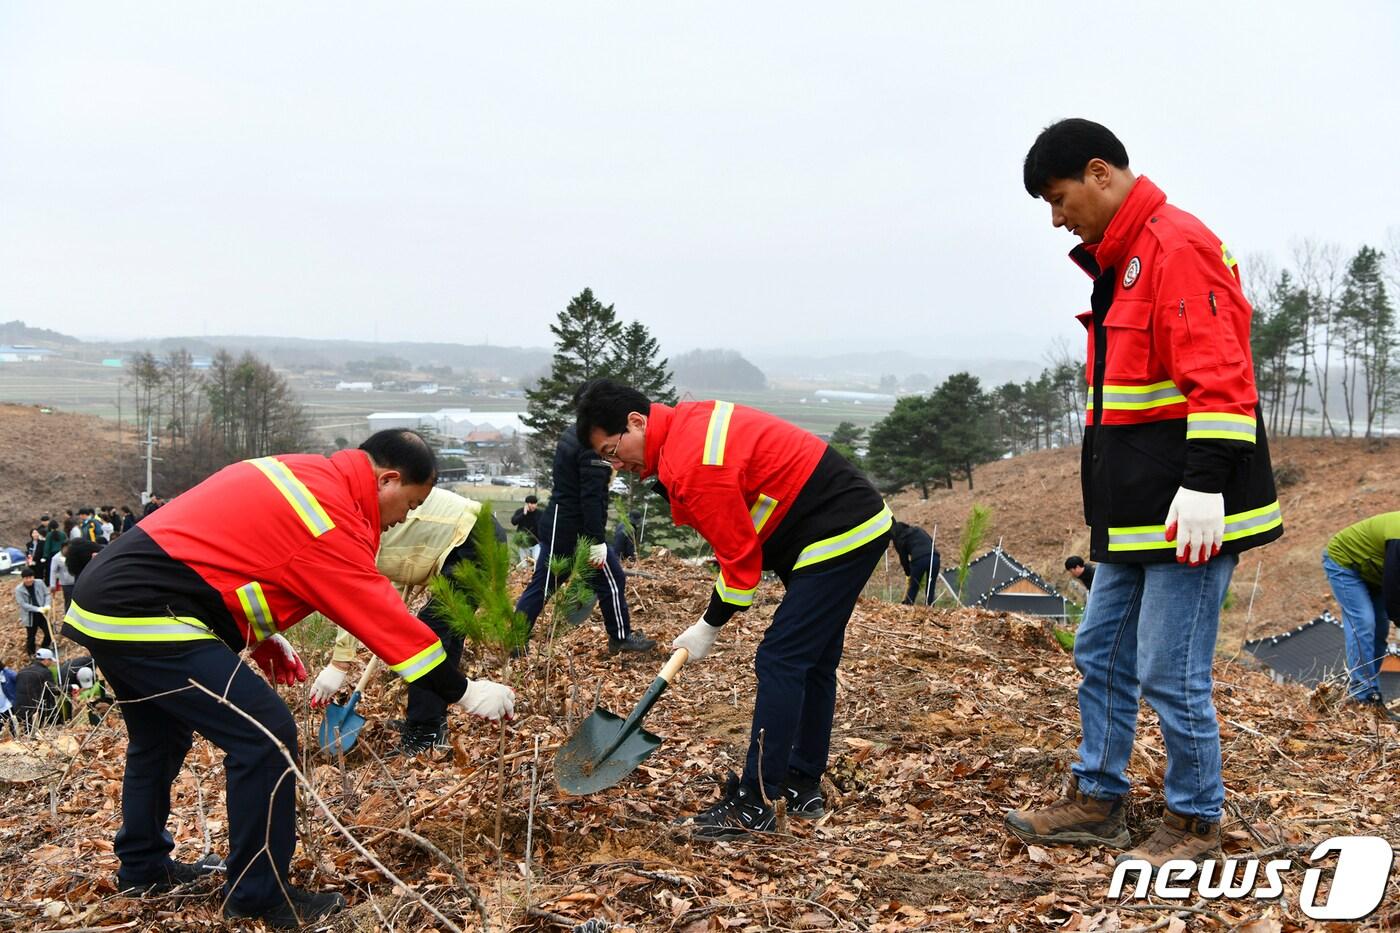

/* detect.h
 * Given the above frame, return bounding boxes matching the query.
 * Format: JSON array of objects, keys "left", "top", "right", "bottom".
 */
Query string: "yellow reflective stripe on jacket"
[
  {"left": 749, "top": 494, "right": 779, "bottom": 535},
  {"left": 792, "top": 505, "right": 894, "bottom": 571},
  {"left": 1186, "top": 411, "right": 1256, "bottom": 443},
  {"left": 1107, "top": 500, "right": 1282, "bottom": 552},
  {"left": 1221, "top": 243, "right": 1238, "bottom": 272},
  {"left": 1086, "top": 380, "right": 1187, "bottom": 412},
  {"left": 702, "top": 401, "right": 735, "bottom": 466},
  {"left": 714, "top": 571, "right": 757, "bottom": 607},
  {"left": 236, "top": 582, "right": 277, "bottom": 643},
  {"left": 389, "top": 641, "right": 447, "bottom": 683},
  {"left": 248, "top": 457, "right": 335, "bottom": 538},
  {"left": 63, "top": 601, "right": 217, "bottom": 643}
]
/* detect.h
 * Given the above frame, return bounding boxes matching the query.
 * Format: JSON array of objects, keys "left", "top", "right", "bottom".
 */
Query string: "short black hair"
[
  {"left": 1065, "top": 555, "right": 1086, "bottom": 570},
  {"left": 524, "top": 494, "right": 538, "bottom": 504},
  {"left": 575, "top": 379, "right": 652, "bottom": 446},
  {"left": 20, "top": 567, "right": 34, "bottom": 578},
  {"left": 1023, "top": 118, "right": 1129, "bottom": 197},
  {"left": 359, "top": 429, "right": 437, "bottom": 485}
]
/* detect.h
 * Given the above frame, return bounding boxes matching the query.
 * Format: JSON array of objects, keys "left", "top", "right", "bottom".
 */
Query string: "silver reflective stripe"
[
  {"left": 792, "top": 506, "right": 893, "bottom": 569},
  {"left": 703, "top": 402, "right": 734, "bottom": 466},
  {"left": 1100, "top": 385, "right": 1185, "bottom": 406},
  {"left": 1186, "top": 419, "right": 1256, "bottom": 438},
  {"left": 238, "top": 583, "right": 275, "bottom": 642},
  {"left": 395, "top": 643, "right": 446, "bottom": 682},
  {"left": 1226, "top": 504, "right": 1281, "bottom": 536},
  {"left": 68, "top": 605, "right": 212, "bottom": 638},
  {"left": 1108, "top": 531, "right": 1172, "bottom": 548},
  {"left": 251, "top": 458, "right": 335, "bottom": 536}
]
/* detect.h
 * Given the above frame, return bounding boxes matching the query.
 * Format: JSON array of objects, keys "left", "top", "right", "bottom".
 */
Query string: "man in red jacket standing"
[
  {"left": 1005, "top": 119, "right": 1281, "bottom": 868},
  {"left": 64, "top": 430, "right": 515, "bottom": 929},
  {"left": 576, "top": 380, "right": 891, "bottom": 840}
]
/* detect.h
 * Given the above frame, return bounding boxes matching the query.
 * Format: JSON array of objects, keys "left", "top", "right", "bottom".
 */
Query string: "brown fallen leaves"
[{"left": 0, "top": 553, "right": 1396, "bottom": 931}]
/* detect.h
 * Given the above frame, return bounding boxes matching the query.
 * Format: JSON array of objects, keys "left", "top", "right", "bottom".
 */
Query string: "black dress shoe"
[{"left": 224, "top": 885, "right": 347, "bottom": 930}]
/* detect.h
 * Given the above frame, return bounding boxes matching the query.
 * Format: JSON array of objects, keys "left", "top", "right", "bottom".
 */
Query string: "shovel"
[
  {"left": 555, "top": 647, "right": 688, "bottom": 795},
  {"left": 318, "top": 657, "right": 380, "bottom": 753}
]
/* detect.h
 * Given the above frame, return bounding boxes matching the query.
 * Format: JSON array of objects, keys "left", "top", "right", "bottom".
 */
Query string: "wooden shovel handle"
[
  {"left": 353, "top": 656, "right": 382, "bottom": 694},
  {"left": 658, "top": 647, "right": 688, "bottom": 683}
]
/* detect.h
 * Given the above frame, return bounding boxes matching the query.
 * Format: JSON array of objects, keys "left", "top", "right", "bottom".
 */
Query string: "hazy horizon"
[{"left": 3, "top": 3, "right": 1397, "bottom": 362}]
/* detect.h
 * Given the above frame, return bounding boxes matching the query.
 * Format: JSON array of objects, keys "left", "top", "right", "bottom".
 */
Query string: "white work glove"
[
  {"left": 672, "top": 616, "right": 722, "bottom": 661},
  {"left": 588, "top": 543, "right": 608, "bottom": 567},
  {"left": 457, "top": 679, "right": 515, "bottom": 720},
  {"left": 308, "top": 664, "right": 348, "bottom": 709},
  {"left": 249, "top": 633, "right": 308, "bottom": 685},
  {"left": 1164, "top": 486, "right": 1225, "bottom": 566}
]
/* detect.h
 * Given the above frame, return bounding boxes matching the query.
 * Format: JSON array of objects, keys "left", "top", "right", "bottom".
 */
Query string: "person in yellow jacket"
[{"left": 307, "top": 486, "right": 509, "bottom": 754}]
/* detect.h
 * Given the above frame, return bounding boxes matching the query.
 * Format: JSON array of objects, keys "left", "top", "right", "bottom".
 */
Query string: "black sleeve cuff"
[
  {"left": 703, "top": 591, "right": 745, "bottom": 627},
  {"left": 1182, "top": 439, "right": 1253, "bottom": 495},
  {"left": 415, "top": 657, "right": 470, "bottom": 706}
]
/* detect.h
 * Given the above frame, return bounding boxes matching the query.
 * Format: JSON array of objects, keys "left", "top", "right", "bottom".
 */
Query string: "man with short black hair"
[
  {"left": 15, "top": 567, "right": 52, "bottom": 656},
  {"left": 1006, "top": 119, "right": 1282, "bottom": 869},
  {"left": 1064, "top": 555, "right": 1095, "bottom": 591},
  {"left": 577, "top": 379, "right": 891, "bottom": 841},
  {"left": 63, "top": 428, "right": 513, "bottom": 928}
]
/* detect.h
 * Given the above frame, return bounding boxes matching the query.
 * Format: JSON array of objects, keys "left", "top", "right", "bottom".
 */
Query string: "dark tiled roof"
[
  {"left": 1242, "top": 613, "right": 1350, "bottom": 688},
  {"left": 940, "top": 546, "right": 1067, "bottom": 617}
]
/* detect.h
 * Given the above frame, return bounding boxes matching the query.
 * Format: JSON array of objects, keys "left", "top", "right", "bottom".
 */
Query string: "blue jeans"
[
  {"left": 1071, "top": 555, "right": 1237, "bottom": 822},
  {"left": 1321, "top": 551, "right": 1390, "bottom": 700}
]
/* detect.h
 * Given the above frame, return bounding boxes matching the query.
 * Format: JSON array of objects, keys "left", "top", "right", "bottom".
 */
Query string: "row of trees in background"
[
  {"left": 523, "top": 287, "right": 676, "bottom": 472},
  {"left": 1248, "top": 240, "right": 1396, "bottom": 438},
  {"left": 858, "top": 356, "right": 1085, "bottom": 497},
  {"left": 121, "top": 348, "right": 313, "bottom": 495}
]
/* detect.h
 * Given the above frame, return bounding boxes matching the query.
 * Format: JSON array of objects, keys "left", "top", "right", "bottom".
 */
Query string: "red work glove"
[{"left": 250, "top": 634, "right": 308, "bottom": 686}]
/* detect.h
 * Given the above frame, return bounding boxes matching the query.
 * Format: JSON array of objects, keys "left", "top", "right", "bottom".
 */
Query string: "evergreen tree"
[
  {"left": 613, "top": 320, "right": 677, "bottom": 405},
  {"left": 931, "top": 372, "right": 1002, "bottom": 490},
  {"left": 1337, "top": 246, "right": 1394, "bottom": 437},
  {"left": 866, "top": 394, "right": 942, "bottom": 498},
  {"left": 827, "top": 421, "right": 865, "bottom": 464},
  {"left": 523, "top": 288, "right": 624, "bottom": 470}
]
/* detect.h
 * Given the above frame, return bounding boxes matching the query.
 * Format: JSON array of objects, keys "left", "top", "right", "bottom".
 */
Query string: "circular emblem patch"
[{"left": 1122, "top": 256, "right": 1141, "bottom": 290}]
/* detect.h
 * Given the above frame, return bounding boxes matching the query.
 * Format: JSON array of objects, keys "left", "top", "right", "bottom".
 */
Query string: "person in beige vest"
[{"left": 307, "top": 486, "right": 508, "bottom": 755}]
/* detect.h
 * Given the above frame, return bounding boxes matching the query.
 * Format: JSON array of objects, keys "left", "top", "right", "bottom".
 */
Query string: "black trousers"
[
  {"left": 902, "top": 551, "right": 940, "bottom": 605},
  {"left": 514, "top": 523, "right": 630, "bottom": 641},
  {"left": 86, "top": 639, "right": 298, "bottom": 912},
  {"left": 742, "top": 535, "right": 887, "bottom": 798},
  {"left": 25, "top": 614, "right": 53, "bottom": 655},
  {"left": 404, "top": 605, "right": 464, "bottom": 727}
]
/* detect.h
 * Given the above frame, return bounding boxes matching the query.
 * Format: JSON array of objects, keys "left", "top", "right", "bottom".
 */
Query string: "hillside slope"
[{"left": 887, "top": 436, "right": 1400, "bottom": 649}]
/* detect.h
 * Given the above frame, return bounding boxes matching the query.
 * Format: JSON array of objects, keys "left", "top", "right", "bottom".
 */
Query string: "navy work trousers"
[
  {"left": 515, "top": 525, "right": 630, "bottom": 641},
  {"left": 404, "top": 604, "right": 465, "bottom": 726},
  {"left": 87, "top": 639, "right": 298, "bottom": 912},
  {"left": 742, "top": 536, "right": 887, "bottom": 798}
]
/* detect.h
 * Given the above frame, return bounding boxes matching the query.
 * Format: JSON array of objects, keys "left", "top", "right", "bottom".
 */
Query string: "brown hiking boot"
[
  {"left": 1114, "top": 810, "right": 1220, "bottom": 868},
  {"left": 1005, "top": 789, "right": 1129, "bottom": 847}
]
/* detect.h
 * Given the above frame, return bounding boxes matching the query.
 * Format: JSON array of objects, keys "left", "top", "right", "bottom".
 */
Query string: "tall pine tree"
[
  {"left": 523, "top": 288, "right": 624, "bottom": 471},
  {"left": 613, "top": 320, "right": 677, "bottom": 405}
]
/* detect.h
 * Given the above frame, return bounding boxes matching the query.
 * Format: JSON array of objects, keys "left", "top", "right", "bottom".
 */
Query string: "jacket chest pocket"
[
  {"left": 1102, "top": 299, "right": 1155, "bottom": 381},
  {"left": 1168, "top": 291, "right": 1247, "bottom": 374}
]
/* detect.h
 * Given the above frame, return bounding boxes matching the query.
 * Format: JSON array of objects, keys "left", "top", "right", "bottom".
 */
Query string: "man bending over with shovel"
[
  {"left": 62, "top": 430, "right": 514, "bottom": 930},
  {"left": 576, "top": 380, "right": 891, "bottom": 840}
]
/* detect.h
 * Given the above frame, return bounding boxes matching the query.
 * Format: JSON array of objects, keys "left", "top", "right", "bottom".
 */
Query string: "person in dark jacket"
[
  {"left": 14, "top": 648, "right": 60, "bottom": 732},
  {"left": 120, "top": 506, "right": 137, "bottom": 534},
  {"left": 511, "top": 495, "right": 542, "bottom": 543},
  {"left": 614, "top": 509, "right": 642, "bottom": 562},
  {"left": 1064, "top": 555, "right": 1096, "bottom": 591},
  {"left": 891, "top": 521, "right": 939, "bottom": 605},
  {"left": 514, "top": 428, "right": 654, "bottom": 653}
]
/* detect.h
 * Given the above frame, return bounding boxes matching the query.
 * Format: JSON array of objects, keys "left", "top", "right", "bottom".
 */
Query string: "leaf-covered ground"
[{"left": 1, "top": 555, "right": 1397, "bottom": 931}]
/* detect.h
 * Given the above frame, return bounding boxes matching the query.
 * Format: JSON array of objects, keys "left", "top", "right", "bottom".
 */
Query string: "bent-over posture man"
[
  {"left": 577, "top": 379, "right": 891, "bottom": 840},
  {"left": 64, "top": 430, "right": 514, "bottom": 929},
  {"left": 1005, "top": 119, "right": 1282, "bottom": 868}
]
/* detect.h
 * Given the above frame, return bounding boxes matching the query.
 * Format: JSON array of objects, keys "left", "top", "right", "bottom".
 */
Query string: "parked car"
[
  {"left": 490, "top": 477, "right": 511, "bottom": 486},
  {"left": 1, "top": 546, "right": 25, "bottom": 574}
]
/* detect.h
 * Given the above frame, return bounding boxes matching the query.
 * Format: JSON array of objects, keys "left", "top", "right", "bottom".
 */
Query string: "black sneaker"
[
  {"left": 608, "top": 630, "right": 657, "bottom": 654},
  {"left": 1346, "top": 693, "right": 1400, "bottom": 722},
  {"left": 115, "top": 853, "right": 224, "bottom": 894},
  {"left": 224, "top": 885, "right": 347, "bottom": 930},
  {"left": 782, "top": 774, "right": 825, "bottom": 820},
  {"left": 690, "top": 773, "right": 776, "bottom": 840},
  {"left": 392, "top": 720, "right": 449, "bottom": 757}
]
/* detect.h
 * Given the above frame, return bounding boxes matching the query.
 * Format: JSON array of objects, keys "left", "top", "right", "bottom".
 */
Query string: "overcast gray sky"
[{"left": 2, "top": 2, "right": 1397, "bottom": 361}]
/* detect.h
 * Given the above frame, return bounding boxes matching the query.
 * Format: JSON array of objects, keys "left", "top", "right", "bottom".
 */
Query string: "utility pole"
[{"left": 142, "top": 416, "right": 159, "bottom": 504}]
